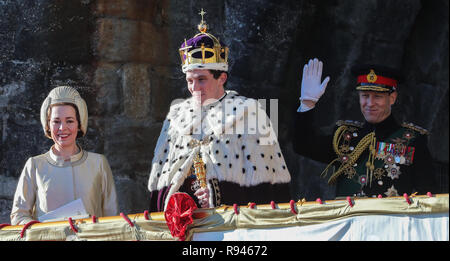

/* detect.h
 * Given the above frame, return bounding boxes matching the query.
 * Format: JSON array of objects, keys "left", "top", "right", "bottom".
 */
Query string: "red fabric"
[
  {"left": 120, "top": 212, "right": 134, "bottom": 227},
  {"left": 404, "top": 193, "right": 412, "bottom": 205},
  {"left": 68, "top": 217, "right": 78, "bottom": 233},
  {"left": 347, "top": 196, "right": 354, "bottom": 207},
  {"left": 357, "top": 75, "right": 398, "bottom": 87},
  {"left": 164, "top": 193, "right": 197, "bottom": 241},
  {"left": 270, "top": 201, "right": 276, "bottom": 209},
  {"left": 0, "top": 224, "right": 11, "bottom": 229},
  {"left": 143, "top": 210, "right": 150, "bottom": 220},
  {"left": 289, "top": 200, "right": 298, "bottom": 214},
  {"left": 20, "top": 220, "right": 40, "bottom": 238}
]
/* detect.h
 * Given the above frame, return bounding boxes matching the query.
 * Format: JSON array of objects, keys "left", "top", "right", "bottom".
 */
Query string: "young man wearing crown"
[
  {"left": 147, "top": 11, "right": 291, "bottom": 211},
  {"left": 292, "top": 58, "right": 435, "bottom": 198}
]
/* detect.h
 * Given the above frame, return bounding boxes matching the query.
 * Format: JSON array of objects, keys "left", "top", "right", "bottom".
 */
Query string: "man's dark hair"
[{"left": 209, "top": 70, "right": 228, "bottom": 88}]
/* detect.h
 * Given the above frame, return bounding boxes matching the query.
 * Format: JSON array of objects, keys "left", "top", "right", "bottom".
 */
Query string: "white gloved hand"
[
  {"left": 300, "top": 58, "right": 330, "bottom": 102},
  {"left": 194, "top": 187, "right": 210, "bottom": 208}
]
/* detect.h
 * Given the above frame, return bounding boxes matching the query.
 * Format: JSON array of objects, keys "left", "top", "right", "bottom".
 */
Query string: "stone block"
[
  {"left": 0, "top": 176, "right": 18, "bottom": 224},
  {"left": 0, "top": 199, "right": 12, "bottom": 225},
  {"left": 103, "top": 120, "right": 161, "bottom": 172},
  {"left": 93, "top": 62, "right": 122, "bottom": 115},
  {"left": 95, "top": 0, "right": 165, "bottom": 23},
  {"left": 0, "top": 176, "right": 18, "bottom": 199},
  {"left": 114, "top": 175, "right": 150, "bottom": 215},
  {"left": 95, "top": 18, "right": 168, "bottom": 64},
  {"left": 121, "top": 63, "right": 151, "bottom": 119}
]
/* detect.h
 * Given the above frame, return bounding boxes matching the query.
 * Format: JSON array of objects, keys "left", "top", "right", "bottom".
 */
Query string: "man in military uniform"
[
  {"left": 147, "top": 10, "right": 291, "bottom": 212},
  {"left": 293, "top": 58, "right": 435, "bottom": 197}
]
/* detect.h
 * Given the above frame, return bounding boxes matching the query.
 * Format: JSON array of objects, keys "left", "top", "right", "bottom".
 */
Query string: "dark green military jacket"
[{"left": 293, "top": 111, "right": 435, "bottom": 197}]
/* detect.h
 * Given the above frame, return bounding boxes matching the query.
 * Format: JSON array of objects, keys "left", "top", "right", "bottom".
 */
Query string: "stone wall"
[
  {"left": 91, "top": 0, "right": 171, "bottom": 220},
  {"left": 1, "top": 0, "right": 448, "bottom": 224}
]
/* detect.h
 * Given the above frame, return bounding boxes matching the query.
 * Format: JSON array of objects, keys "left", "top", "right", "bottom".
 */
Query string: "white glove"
[
  {"left": 194, "top": 187, "right": 210, "bottom": 208},
  {"left": 300, "top": 58, "right": 330, "bottom": 102}
]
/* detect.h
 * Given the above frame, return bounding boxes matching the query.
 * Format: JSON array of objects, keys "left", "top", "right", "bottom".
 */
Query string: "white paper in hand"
[{"left": 38, "top": 198, "right": 89, "bottom": 222}]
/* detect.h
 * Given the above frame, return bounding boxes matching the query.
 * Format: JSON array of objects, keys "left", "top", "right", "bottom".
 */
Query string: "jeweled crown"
[{"left": 179, "top": 9, "right": 229, "bottom": 73}]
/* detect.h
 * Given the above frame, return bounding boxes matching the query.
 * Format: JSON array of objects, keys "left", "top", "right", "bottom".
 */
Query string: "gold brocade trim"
[
  {"left": 356, "top": 85, "right": 391, "bottom": 92},
  {"left": 321, "top": 125, "right": 377, "bottom": 185},
  {"left": 366, "top": 134, "right": 377, "bottom": 186},
  {"left": 401, "top": 122, "right": 429, "bottom": 135},
  {"left": 336, "top": 120, "right": 364, "bottom": 128}
]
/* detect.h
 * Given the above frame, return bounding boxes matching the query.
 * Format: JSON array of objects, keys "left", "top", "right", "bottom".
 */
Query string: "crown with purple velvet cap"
[{"left": 179, "top": 9, "right": 229, "bottom": 73}]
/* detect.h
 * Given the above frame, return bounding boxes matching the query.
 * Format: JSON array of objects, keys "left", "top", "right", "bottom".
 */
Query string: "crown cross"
[
  {"left": 199, "top": 8, "right": 207, "bottom": 23},
  {"left": 179, "top": 39, "right": 192, "bottom": 65},
  {"left": 198, "top": 8, "right": 208, "bottom": 33},
  {"left": 179, "top": 39, "right": 192, "bottom": 52}
]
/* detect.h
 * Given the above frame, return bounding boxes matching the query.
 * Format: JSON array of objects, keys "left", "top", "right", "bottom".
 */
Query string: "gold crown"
[{"left": 179, "top": 9, "right": 229, "bottom": 72}]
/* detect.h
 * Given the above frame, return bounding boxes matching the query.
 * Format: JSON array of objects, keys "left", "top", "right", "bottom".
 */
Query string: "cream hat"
[{"left": 40, "top": 86, "right": 88, "bottom": 138}]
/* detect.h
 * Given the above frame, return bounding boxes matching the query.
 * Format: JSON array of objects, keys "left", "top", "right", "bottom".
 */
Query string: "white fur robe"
[{"left": 147, "top": 90, "right": 291, "bottom": 209}]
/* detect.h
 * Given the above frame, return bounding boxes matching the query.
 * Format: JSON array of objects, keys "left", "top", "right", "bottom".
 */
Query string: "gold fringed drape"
[{"left": 1, "top": 194, "right": 448, "bottom": 241}]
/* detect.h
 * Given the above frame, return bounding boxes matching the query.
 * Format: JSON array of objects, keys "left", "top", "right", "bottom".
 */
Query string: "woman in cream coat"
[{"left": 10, "top": 86, "right": 118, "bottom": 225}]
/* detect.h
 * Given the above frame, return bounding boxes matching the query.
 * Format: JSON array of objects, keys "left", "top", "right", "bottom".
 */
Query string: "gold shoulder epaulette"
[
  {"left": 401, "top": 122, "right": 429, "bottom": 135},
  {"left": 336, "top": 120, "right": 364, "bottom": 128}
]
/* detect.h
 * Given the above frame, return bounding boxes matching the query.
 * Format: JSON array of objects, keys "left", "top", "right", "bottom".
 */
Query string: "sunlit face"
[
  {"left": 49, "top": 105, "right": 79, "bottom": 150},
  {"left": 359, "top": 91, "right": 397, "bottom": 124},
  {"left": 186, "top": 69, "right": 226, "bottom": 105}
]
